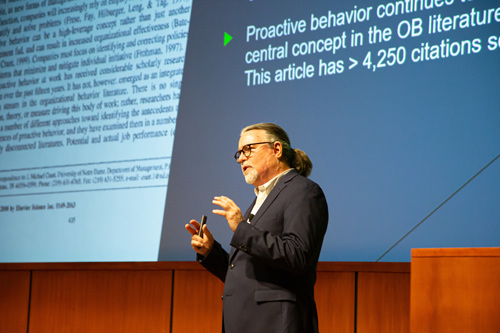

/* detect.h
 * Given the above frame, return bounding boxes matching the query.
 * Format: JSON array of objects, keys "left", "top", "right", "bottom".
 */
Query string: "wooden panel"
[
  {"left": 171, "top": 270, "right": 224, "bottom": 333},
  {"left": 29, "top": 270, "right": 173, "bottom": 333},
  {"left": 0, "top": 271, "right": 30, "bottom": 333},
  {"left": 357, "top": 272, "right": 410, "bottom": 333},
  {"left": 411, "top": 248, "right": 500, "bottom": 333},
  {"left": 0, "top": 261, "right": 410, "bottom": 272},
  {"left": 0, "top": 261, "right": 412, "bottom": 332},
  {"left": 317, "top": 262, "right": 410, "bottom": 273},
  {"left": 315, "top": 271, "right": 355, "bottom": 333},
  {"left": 411, "top": 247, "right": 500, "bottom": 258},
  {"left": 0, "top": 261, "right": 199, "bottom": 271}
]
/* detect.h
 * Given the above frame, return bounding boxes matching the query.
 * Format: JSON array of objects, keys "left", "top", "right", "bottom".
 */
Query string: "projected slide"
[
  {"left": 159, "top": 0, "right": 500, "bottom": 261},
  {"left": 0, "top": 0, "right": 192, "bottom": 262}
]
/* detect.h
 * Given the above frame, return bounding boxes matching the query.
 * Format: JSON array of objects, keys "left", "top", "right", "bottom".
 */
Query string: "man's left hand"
[{"left": 212, "top": 196, "right": 244, "bottom": 232}]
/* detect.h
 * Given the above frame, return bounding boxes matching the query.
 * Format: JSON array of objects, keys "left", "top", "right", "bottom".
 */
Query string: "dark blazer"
[{"left": 200, "top": 170, "right": 329, "bottom": 333}]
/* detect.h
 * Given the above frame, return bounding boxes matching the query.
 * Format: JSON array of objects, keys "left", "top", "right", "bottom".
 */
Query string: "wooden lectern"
[{"left": 410, "top": 247, "right": 500, "bottom": 333}]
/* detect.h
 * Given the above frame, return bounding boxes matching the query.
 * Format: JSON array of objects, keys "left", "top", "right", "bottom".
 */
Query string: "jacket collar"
[{"left": 249, "top": 169, "right": 298, "bottom": 227}]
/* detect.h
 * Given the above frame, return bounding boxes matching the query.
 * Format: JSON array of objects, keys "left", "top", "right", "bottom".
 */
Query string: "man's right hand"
[{"left": 185, "top": 219, "right": 214, "bottom": 257}]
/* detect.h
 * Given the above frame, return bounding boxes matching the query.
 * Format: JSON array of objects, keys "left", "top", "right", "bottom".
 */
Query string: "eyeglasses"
[{"left": 234, "top": 141, "right": 274, "bottom": 161}]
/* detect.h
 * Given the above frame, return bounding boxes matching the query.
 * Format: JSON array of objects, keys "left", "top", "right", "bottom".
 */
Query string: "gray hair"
[{"left": 241, "top": 123, "right": 312, "bottom": 177}]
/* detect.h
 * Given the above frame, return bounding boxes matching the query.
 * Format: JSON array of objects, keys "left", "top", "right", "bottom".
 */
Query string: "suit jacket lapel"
[
  {"left": 250, "top": 170, "right": 297, "bottom": 227},
  {"left": 228, "top": 170, "right": 298, "bottom": 263}
]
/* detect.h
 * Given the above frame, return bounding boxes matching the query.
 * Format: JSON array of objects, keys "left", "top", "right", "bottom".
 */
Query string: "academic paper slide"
[{"left": 0, "top": 0, "right": 192, "bottom": 262}]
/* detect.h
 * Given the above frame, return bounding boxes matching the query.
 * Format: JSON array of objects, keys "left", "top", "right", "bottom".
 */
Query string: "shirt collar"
[{"left": 254, "top": 168, "right": 293, "bottom": 197}]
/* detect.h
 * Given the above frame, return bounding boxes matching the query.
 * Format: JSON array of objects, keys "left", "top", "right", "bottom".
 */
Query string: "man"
[{"left": 185, "top": 123, "right": 328, "bottom": 332}]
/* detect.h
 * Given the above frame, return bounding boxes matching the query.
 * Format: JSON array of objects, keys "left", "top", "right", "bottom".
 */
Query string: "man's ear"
[{"left": 273, "top": 141, "right": 283, "bottom": 159}]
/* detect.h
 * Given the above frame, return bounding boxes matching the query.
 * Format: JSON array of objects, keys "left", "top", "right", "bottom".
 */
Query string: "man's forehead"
[{"left": 238, "top": 129, "right": 268, "bottom": 147}]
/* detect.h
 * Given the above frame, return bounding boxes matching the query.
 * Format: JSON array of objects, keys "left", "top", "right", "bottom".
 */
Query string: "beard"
[{"left": 243, "top": 168, "right": 258, "bottom": 185}]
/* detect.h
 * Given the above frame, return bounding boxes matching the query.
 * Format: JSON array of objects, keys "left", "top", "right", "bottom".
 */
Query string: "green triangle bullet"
[{"left": 224, "top": 32, "right": 233, "bottom": 46}]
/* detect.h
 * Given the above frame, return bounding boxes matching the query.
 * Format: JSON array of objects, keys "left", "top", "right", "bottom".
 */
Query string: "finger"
[
  {"left": 213, "top": 196, "right": 233, "bottom": 207},
  {"left": 189, "top": 219, "right": 200, "bottom": 228},
  {"left": 214, "top": 197, "right": 240, "bottom": 214},
  {"left": 220, "top": 196, "right": 236, "bottom": 205},
  {"left": 214, "top": 195, "right": 231, "bottom": 201},
  {"left": 212, "top": 209, "right": 226, "bottom": 217},
  {"left": 202, "top": 224, "right": 213, "bottom": 240},
  {"left": 212, "top": 197, "right": 226, "bottom": 209},
  {"left": 191, "top": 238, "right": 203, "bottom": 248},
  {"left": 185, "top": 224, "right": 197, "bottom": 235}
]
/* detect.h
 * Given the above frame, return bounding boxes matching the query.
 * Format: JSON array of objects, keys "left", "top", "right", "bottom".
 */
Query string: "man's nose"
[{"left": 237, "top": 153, "right": 246, "bottom": 164}]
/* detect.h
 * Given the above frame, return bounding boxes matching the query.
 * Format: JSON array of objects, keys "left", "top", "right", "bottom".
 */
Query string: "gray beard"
[{"left": 244, "top": 169, "right": 258, "bottom": 185}]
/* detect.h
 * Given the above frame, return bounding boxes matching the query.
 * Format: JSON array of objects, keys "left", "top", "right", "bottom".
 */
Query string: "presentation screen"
[
  {"left": 1, "top": 0, "right": 499, "bottom": 262},
  {"left": 158, "top": 0, "right": 500, "bottom": 262}
]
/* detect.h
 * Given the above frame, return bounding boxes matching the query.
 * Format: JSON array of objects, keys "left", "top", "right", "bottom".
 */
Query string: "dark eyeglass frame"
[{"left": 234, "top": 141, "right": 274, "bottom": 161}]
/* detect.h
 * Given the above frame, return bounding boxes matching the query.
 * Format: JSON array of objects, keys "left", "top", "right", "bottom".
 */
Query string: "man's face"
[{"left": 237, "top": 129, "right": 280, "bottom": 187}]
